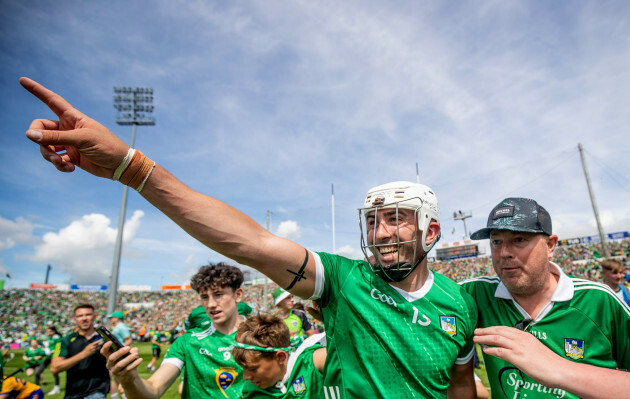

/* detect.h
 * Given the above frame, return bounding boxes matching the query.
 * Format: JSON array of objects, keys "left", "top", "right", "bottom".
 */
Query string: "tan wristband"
[{"left": 118, "top": 150, "right": 156, "bottom": 191}]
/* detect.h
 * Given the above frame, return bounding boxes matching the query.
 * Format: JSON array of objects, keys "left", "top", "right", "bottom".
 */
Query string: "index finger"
[{"left": 19, "top": 77, "right": 75, "bottom": 117}]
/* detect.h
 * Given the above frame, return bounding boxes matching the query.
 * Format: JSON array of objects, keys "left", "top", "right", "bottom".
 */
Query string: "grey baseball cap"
[{"left": 470, "top": 197, "right": 552, "bottom": 240}]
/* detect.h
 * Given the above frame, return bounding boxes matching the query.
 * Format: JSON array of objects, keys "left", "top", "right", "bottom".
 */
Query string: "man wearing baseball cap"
[
  {"left": 461, "top": 197, "right": 630, "bottom": 399},
  {"left": 272, "top": 287, "right": 314, "bottom": 350},
  {"left": 109, "top": 310, "right": 132, "bottom": 347}
]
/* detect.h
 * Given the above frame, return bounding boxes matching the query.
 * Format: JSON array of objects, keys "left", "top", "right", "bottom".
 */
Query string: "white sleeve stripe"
[
  {"left": 162, "top": 357, "right": 184, "bottom": 370},
  {"left": 574, "top": 285, "right": 630, "bottom": 317},
  {"left": 308, "top": 251, "right": 325, "bottom": 301},
  {"left": 455, "top": 347, "right": 475, "bottom": 365}
]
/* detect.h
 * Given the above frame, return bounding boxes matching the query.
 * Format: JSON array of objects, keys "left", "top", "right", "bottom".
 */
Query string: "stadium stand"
[{"left": 1, "top": 240, "right": 627, "bottom": 348}]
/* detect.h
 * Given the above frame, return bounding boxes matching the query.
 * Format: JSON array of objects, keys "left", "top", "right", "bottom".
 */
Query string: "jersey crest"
[
  {"left": 292, "top": 376, "right": 307, "bottom": 394},
  {"left": 564, "top": 338, "right": 584, "bottom": 359},
  {"left": 215, "top": 367, "right": 238, "bottom": 398},
  {"left": 439, "top": 316, "right": 457, "bottom": 336}
]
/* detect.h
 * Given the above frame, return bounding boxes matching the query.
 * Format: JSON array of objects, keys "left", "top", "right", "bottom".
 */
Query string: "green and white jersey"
[
  {"left": 461, "top": 262, "right": 630, "bottom": 399},
  {"left": 241, "top": 334, "right": 325, "bottom": 398},
  {"left": 311, "top": 252, "right": 477, "bottom": 398},
  {"left": 151, "top": 331, "right": 166, "bottom": 350},
  {"left": 163, "top": 325, "right": 243, "bottom": 399},
  {"left": 45, "top": 334, "right": 61, "bottom": 359}
]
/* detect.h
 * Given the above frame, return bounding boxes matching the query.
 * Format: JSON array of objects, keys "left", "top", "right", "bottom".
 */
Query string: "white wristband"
[
  {"left": 113, "top": 148, "right": 135, "bottom": 181},
  {"left": 136, "top": 162, "right": 156, "bottom": 193}
]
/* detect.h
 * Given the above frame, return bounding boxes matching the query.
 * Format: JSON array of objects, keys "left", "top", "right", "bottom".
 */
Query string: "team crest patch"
[
  {"left": 292, "top": 376, "right": 307, "bottom": 394},
  {"left": 215, "top": 367, "right": 238, "bottom": 398},
  {"left": 440, "top": 316, "right": 457, "bottom": 336},
  {"left": 564, "top": 339, "right": 584, "bottom": 359}
]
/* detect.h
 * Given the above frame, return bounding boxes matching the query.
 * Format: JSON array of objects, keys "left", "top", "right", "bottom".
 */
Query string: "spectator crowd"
[{"left": 1, "top": 239, "right": 628, "bottom": 349}]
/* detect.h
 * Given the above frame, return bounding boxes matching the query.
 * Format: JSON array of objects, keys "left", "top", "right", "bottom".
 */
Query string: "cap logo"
[{"left": 493, "top": 206, "right": 514, "bottom": 219}]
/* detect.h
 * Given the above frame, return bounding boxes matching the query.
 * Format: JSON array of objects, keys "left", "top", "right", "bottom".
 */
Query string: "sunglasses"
[{"left": 514, "top": 319, "right": 532, "bottom": 331}]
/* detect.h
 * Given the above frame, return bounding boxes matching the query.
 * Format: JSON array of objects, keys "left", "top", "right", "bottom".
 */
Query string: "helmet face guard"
[{"left": 358, "top": 182, "right": 441, "bottom": 283}]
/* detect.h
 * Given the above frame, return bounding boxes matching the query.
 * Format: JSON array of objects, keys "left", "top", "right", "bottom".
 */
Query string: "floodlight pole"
[
  {"left": 416, "top": 162, "right": 420, "bottom": 184},
  {"left": 45, "top": 264, "right": 52, "bottom": 284},
  {"left": 578, "top": 143, "right": 609, "bottom": 258},
  {"left": 453, "top": 210, "right": 472, "bottom": 240},
  {"left": 107, "top": 87, "right": 155, "bottom": 315},
  {"left": 264, "top": 210, "right": 270, "bottom": 309},
  {"left": 331, "top": 184, "right": 336, "bottom": 254}
]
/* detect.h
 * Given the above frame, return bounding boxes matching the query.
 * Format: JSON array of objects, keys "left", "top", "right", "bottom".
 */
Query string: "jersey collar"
[{"left": 390, "top": 270, "right": 434, "bottom": 302}]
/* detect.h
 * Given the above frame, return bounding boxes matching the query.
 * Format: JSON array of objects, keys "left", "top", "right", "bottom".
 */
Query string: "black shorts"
[{"left": 152, "top": 347, "right": 161, "bottom": 358}]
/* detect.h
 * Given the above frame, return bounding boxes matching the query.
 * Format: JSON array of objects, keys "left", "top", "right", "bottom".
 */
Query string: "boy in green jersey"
[
  {"left": 38, "top": 326, "right": 62, "bottom": 394},
  {"left": 146, "top": 326, "right": 166, "bottom": 372},
  {"left": 232, "top": 314, "right": 325, "bottom": 398},
  {"left": 184, "top": 301, "right": 253, "bottom": 332},
  {"left": 23, "top": 339, "right": 45, "bottom": 384},
  {"left": 22, "top": 81, "right": 477, "bottom": 398},
  {"left": 101, "top": 263, "right": 246, "bottom": 399},
  {"left": 462, "top": 197, "right": 630, "bottom": 399}
]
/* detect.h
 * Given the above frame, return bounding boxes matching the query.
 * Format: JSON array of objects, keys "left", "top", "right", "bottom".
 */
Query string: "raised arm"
[
  {"left": 20, "top": 77, "right": 317, "bottom": 300},
  {"left": 475, "top": 326, "right": 630, "bottom": 399},
  {"left": 100, "top": 342, "right": 180, "bottom": 399}
]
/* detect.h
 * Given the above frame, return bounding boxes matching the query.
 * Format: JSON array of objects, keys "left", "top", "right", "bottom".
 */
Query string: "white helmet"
[{"left": 359, "top": 181, "right": 441, "bottom": 282}]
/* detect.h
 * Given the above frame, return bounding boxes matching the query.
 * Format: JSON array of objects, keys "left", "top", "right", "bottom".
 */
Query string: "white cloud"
[
  {"left": 0, "top": 216, "right": 38, "bottom": 251},
  {"left": 336, "top": 244, "right": 362, "bottom": 260},
  {"left": 3, "top": 0, "right": 630, "bottom": 289},
  {"left": 275, "top": 220, "right": 302, "bottom": 240},
  {"left": 28, "top": 211, "right": 144, "bottom": 284},
  {"left": 185, "top": 254, "right": 197, "bottom": 266},
  {"left": 554, "top": 208, "right": 630, "bottom": 240}
]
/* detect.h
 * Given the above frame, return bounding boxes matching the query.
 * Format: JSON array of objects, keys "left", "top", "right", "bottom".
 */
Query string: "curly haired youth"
[{"left": 190, "top": 262, "right": 244, "bottom": 293}]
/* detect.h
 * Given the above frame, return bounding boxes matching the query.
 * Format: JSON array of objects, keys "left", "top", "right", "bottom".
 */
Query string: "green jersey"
[
  {"left": 461, "top": 262, "right": 630, "bottom": 399},
  {"left": 241, "top": 336, "right": 325, "bottom": 398},
  {"left": 151, "top": 331, "right": 166, "bottom": 350},
  {"left": 237, "top": 302, "right": 253, "bottom": 317},
  {"left": 24, "top": 347, "right": 46, "bottom": 368},
  {"left": 46, "top": 334, "right": 61, "bottom": 359},
  {"left": 163, "top": 325, "right": 243, "bottom": 399},
  {"left": 312, "top": 252, "right": 477, "bottom": 398}
]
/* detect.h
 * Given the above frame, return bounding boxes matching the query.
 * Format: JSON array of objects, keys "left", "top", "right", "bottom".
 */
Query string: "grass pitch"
[{"left": 4, "top": 342, "right": 180, "bottom": 399}]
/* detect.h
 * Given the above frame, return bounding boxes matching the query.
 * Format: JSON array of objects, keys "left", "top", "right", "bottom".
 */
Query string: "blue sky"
[{"left": 1, "top": 0, "right": 629, "bottom": 289}]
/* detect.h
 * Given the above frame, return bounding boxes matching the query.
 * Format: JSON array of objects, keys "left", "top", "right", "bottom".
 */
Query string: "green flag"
[{"left": 0, "top": 280, "right": 4, "bottom": 290}]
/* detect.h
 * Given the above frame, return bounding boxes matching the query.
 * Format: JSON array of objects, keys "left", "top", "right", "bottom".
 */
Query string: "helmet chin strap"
[{"left": 375, "top": 251, "right": 428, "bottom": 283}]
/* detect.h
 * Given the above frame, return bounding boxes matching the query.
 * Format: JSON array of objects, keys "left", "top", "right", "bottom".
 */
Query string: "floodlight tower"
[
  {"left": 453, "top": 210, "right": 472, "bottom": 240},
  {"left": 107, "top": 86, "right": 155, "bottom": 315}
]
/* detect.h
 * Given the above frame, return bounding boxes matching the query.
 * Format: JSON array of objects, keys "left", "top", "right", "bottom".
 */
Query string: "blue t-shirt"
[{"left": 112, "top": 322, "right": 131, "bottom": 343}]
